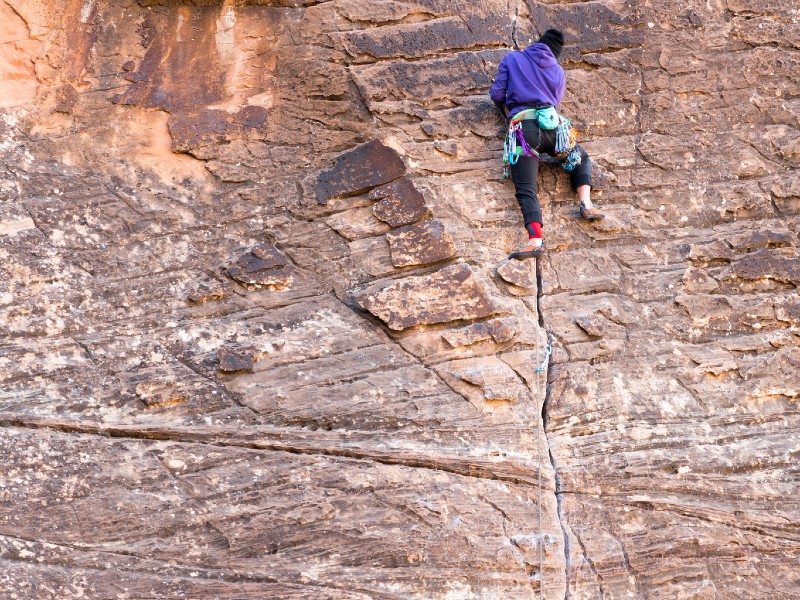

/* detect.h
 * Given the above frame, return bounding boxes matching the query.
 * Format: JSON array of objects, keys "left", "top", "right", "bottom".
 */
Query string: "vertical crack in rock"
[
  {"left": 537, "top": 258, "right": 571, "bottom": 599},
  {"left": 511, "top": 5, "right": 520, "bottom": 50},
  {"left": 572, "top": 530, "right": 603, "bottom": 600},
  {"left": 3, "top": 1, "right": 29, "bottom": 33},
  {"left": 611, "top": 527, "right": 645, "bottom": 600},
  {"left": 3, "top": 1, "right": 798, "bottom": 596}
]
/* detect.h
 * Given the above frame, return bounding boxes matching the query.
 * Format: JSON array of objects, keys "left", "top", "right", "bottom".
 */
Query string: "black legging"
[{"left": 510, "top": 120, "right": 593, "bottom": 227}]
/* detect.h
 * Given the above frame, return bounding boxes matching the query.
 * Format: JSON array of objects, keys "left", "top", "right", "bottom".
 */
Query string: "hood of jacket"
[
  {"left": 488, "top": 41, "right": 567, "bottom": 118},
  {"left": 522, "top": 43, "right": 558, "bottom": 68}
]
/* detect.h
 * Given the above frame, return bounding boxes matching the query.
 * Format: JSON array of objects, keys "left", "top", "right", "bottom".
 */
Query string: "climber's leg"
[
  {"left": 510, "top": 121, "right": 544, "bottom": 247},
  {"left": 509, "top": 154, "right": 546, "bottom": 258},
  {"left": 570, "top": 145, "right": 604, "bottom": 220}
]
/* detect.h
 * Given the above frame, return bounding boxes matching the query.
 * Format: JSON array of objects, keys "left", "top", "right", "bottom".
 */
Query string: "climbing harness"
[
  {"left": 502, "top": 109, "right": 582, "bottom": 178},
  {"left": 502, "top": 109, "right": 542, "bottom": 178},
  {"left": 533, "top": 332, "right": 553, "bottom": 598}
]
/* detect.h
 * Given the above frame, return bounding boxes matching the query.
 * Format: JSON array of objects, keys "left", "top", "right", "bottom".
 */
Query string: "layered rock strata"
[{"left": 0, "top": 1, "right": 798, "bottom": 599}]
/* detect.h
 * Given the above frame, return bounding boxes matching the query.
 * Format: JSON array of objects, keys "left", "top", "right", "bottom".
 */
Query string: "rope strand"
[
  {"left": 534, "top": 334, "right": 553, "bottom": 598},
  {"left": 534, "top": 331, "right": 544, "bottom": 599}
]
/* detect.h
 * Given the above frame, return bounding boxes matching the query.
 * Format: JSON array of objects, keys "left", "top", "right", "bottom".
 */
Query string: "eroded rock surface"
[
  {"left": 356, "top": 263, "right": 497, "bottom": 330},
  {"left": 0, "top": 1, "right": 798, "bottom": 598},
  {"left": 385, "top": 219, "right": 456, "bottom": 267}
]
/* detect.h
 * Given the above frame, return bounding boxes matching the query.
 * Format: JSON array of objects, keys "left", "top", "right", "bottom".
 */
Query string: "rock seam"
[{"left": 538, "top": 257, "right": 571, "bottom": 600}]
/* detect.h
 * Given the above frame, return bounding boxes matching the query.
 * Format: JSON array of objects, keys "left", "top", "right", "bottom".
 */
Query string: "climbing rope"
[{"left": 533, "top": 332, "right": 552, "bottom": 598}]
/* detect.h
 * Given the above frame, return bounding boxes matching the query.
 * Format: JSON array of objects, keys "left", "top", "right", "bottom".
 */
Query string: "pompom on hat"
[{"left": 537, "top": 28, "right": 564, "bottom": 59}]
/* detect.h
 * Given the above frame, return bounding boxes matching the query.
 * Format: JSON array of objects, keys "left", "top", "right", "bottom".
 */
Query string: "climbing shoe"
[
  {"left": 579, "top": 205, "right": 605, "bottom": 220},
  {"left": 509, "top": 240, "right": 546, "bottom": 260}
]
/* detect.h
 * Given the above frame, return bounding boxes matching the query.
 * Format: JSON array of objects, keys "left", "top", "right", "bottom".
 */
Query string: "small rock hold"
[
  {"left": 433, "top": 140, "right": 458, "bottom": 156},
  {"left": 53, "top": 84, "right": 79, "bottom": 114},
  {"left": 385, "top": 220, "right": 456, "bottom": 267},
  {"left": 687, "top": 10, "right": 703, "bottom": 26},
  {"left": 355, "top": 263, "right": 496, "bottom": 330},
  {"left": 188, "top": 278, "right": 231, "bottom": 304},
  {"left": 682, "top": 266, "right": 719, "bottom": 293},
  {"left": 733, "top": 249, "right": 800, "bottom": 285},
  {"left": 226, "top": 244, "right": 293, "bottom": 289},
  {"left": 218, "top": 345, "right": 256, "bottom": 372},
  {"left": 588, "top": 210, "right": 628, "bottom": 233},
  {"left": 592, "top": 166, "right": 614, "bottom": 191},
  {"left": 459, "top": 363, "right": 523, "bottom": 402},
  {"left": 442, "top": 318, "right": 517, "bottom": 348},
  {"left": 369, "top": 177, "right": 430, "bottom": 227},
  {"left": 135, "top": 381, "right": 187, "bottom": 407},
  {"left": 487, "top": 319, "right": 517, "bottom": 343},
  {"left": 511, "top": 534, "right": 539, "bottom": 552},
  {"left": 250, "top": 243, "right": 286, "bottom": 266},
  {"left": 775, "top": 299, "right": 800, "bottom": 326},
  {"left": 575, "top": 314, "right": 607, "bottom": 337},
  {"left": 260, "top": 339, "right": 287, "bottom": 354},
  {"left": 498, "top": 260, "right": 536, "bottom": 289},
  {"left": 316, "top": 140, "right": 406, "bottom": 205},
  {"left": 730, "top": 229, "right": 794, "bottom": 253},
  {"left": 496, "top": 543, "right": 525, "bottom": 568}
]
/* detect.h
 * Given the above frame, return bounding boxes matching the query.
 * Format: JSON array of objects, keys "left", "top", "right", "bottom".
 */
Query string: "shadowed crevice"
[{"left": 537, "top": 256, "right": 571, "bottom": 599}]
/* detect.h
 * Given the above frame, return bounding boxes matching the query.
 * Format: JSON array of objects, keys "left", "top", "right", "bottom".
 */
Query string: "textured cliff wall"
[{"left": 0, "top": 0, "right": 798, "bottom": 598}]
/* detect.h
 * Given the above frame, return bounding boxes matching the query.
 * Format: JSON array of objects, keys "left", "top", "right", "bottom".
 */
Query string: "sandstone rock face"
[
  {"left": 356, "top": 263, "right": 497, "bottom": 330},
  {"left": 370, "top": 177, "right": 431, "bottom": 227},
  {"left": 1, "top": 1, "right": 798, "bottom": 599},
  {"left": 385, "top": 220, "right": 456, "bottom": 267}
]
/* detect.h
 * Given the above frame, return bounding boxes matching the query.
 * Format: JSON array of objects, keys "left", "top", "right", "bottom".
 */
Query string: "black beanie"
[{"left": 537, "top": 28, "right": 564, "bottom": 59}]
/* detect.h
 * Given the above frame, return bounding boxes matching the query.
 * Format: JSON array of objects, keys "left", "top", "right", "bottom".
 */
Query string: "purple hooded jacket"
[{"left": 489, "top": 43, "right": 566, "bottom": 119}]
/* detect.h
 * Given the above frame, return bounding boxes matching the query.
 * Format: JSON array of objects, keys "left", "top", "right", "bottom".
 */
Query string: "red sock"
[{"left": 526, "top": 222, "right": 543, "bottom": 239}]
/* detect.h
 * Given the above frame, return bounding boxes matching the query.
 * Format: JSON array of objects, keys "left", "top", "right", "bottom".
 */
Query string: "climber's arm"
[{"left": 489, "top": 58, "right": 509, "bottom": 115}]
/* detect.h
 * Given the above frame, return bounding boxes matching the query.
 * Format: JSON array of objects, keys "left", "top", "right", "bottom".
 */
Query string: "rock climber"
[{"left": 490, "top": 28, "right": 605, "bottom": 259}]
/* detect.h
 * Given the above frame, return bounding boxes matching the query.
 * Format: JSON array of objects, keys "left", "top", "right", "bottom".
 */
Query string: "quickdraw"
[
  {"left": 534, "top": 338, "right": 553, "bottom": 373},
  {"left": 554, "top": 115, "right": 582, "bottom": 172},
  {"left": 503, "top": 110, "right": 541, "bottom": 178}
]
